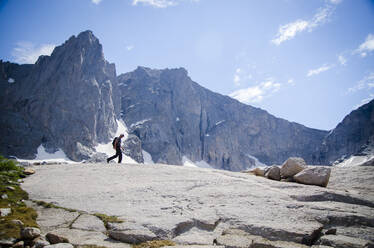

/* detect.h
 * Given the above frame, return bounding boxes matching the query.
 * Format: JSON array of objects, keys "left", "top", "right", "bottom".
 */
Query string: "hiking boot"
[{"left": 106, "top": 158, "right": 109, "bottom": 164}]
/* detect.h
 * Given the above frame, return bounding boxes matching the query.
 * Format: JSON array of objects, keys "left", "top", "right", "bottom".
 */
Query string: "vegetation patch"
[
  {"left": 33, "top": 200, "right": 77, "bottom": 212},
  {"left": 132, "top": 240, "right": 176, "bottom": 248},
  {"left": 94, "top": 213, "right": 124, "bottom": 228},
  {"left": 0, "top": 156, "right": 38, "bottom": 239}
]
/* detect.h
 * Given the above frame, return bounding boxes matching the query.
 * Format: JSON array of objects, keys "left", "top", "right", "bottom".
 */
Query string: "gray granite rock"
[
  {"left": 71, "top": 214, "right": 106, "bottom": 232},
  {"left": 294, "top": 167, "right": 331, "bottom": 187},
  {"left": 44, "top": 244, "right": 74, "bottom": 248},
  {"left": 123, "top": 134, "right": 144, "bottom": 163},
  {"left": 108, "top": 222, "right": 157, "bottom": 244},
  {"left": 21, "top": 227, "right": 41, "bottom": 239},
  {"left": 280, "top": 157, "right": 307, "bottom": 178},
  {"left": 317, "top": 235, "right": 373, "bottom": 248},
  {"left": 22, "top": 164, "right": 374, "bottom": 246},
  {"left": 265, "top": 166, "right": 281, "bottom": 181}
]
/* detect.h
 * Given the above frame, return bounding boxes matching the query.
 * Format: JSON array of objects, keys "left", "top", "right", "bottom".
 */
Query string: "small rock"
[
  {"left": 0, "top": 238, "right": 17, "bottom": 246},
  {"left": 0, "top": 208, "right": 12, "bottom": 217},
  {"left": 265, "top": 166, "right": 281, "bottom": 181},
  {"left": 318, "top": 234, "right": 371, "bottom": 248},
  {"left": 1, "top": 193, "right": 8, "bottom": 199},
  {"left": 108, "top": 222, "right": 157, "bottom": 244},
  {"left": 44, "top": 244, "right": 73, "bottom": 248},
  {"left": 6, "top": 186, "right": 15, "bottom": 191},
  {"left": 294, "top": 167, "right": 331, "bottom": 187},
  {"left": 12, "top": 240, "right": 24, "bottom": 248},
  {"left": 249, "top": 168, "right": 265, "bottom": 177},
  {"left": 280, "top": 157, "right": 307, "bottom": 178},
  {"left": 24, "top": 168, "right": 35, "bottom": 175},
  {"left": 11, "top": 219, "right": 24, "bottom": 226},
  {"left": 46, "top": 233, "right": 69, "bottom": 244},
  {"left": 33, "top": 238, "right": 50, "bottom": 248},
  {"left": 21, "top": 227, "right": 41, "bottom": 239},
  {"left": 325, "top": 228, "right": 337, "bottom": 235}
]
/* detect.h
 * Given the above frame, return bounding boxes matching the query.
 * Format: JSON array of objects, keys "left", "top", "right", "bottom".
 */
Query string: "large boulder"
[
  {"left": 280, "top": 157, "right": 307, "bottom": 178},
  {"left": 294, "top": 167, "right": 331, "bottom": 187},
  {"left": 265, "top": 166, "right": 281, "bottom": 181},
  {"left": 248, "top": 167, "right": 265, "bottom": 177}
]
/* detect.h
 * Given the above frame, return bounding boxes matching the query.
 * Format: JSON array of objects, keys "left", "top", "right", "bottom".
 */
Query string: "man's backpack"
[{"left": 112, "top": 137, "right": 117, "bottom": 149}]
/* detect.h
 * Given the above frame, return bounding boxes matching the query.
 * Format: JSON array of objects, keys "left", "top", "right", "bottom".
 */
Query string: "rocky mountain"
[
  {"left": 316, "top": 99, "right": 374, "bottom": 164},
  {"left": 1, "top": 30, "right": 373, "bottom": 171},
  {"left": 0, "top": 31, "right": 120, "bottom": 161},
  {"left": 118, "top": 67, "right": 328, "bottom": 171}
]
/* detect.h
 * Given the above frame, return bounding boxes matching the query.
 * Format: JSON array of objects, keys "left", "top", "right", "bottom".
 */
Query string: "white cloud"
[
  {"left": 92, "top": 0, "right": 102, "bottom": 4},
  {"left": 348, "top": 72, "right": 374, "bottom": 93},
  {"left": 338, "top": 55, "right": 347, "bottom": 65},
  {"left": 272, "top": 4, "right": 336, "bottom": 45},
  {"left": 233, "top": 68, "right": 241, "bottom": 86},
  {"left": 329, "top": 0, "right": 342, "bottom": 4},
  {"left": 356, "top": 34, "right": 374, "bottom": 57},
  {"left": 12, "top": 42, "right": 55, "bottom": 64},
  {"left": 132, "top": 0, "right": 198, "bottom": 8},
  {"left": 288, "top": 78, "right": 295, "bottom": 85},
  {"left": 126, "top": 45, "right": 134, "bottom": 51},
  {"left": 229, "top": 79, "right": 281, "bottom": 104},
  {"left": 132, "top": 0, "right": 177, "bottom": 8},
  {"left": 307, "top": 64, "right": 332, "bottom": 77}
]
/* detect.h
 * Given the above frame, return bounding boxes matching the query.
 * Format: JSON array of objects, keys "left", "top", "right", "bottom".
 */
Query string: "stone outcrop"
[
  {"left": 118, "top": 67, "right": 328, "bottom": 170},
  {"left": 0, "top": 30, "right": 120, "bottom": 161},
  {"left": 294, "top": 167, "right": 331, "bottom": 187},
  {"left": 280, "top": 157, "right": 307, "bottom": 178},
  {"left": 22, "top": 163, "right": 374, "bottom": 247},
  {"left": 122, "top": 134, "right": 144, "bottom": 163}
]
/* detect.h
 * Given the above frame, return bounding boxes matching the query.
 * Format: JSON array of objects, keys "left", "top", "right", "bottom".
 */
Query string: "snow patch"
[
  {"left": 182, "top": 156, "right": 213, "bottom": 169},
  {"left": 215, "top": 120, "right": 225, "bottom": 126},
  {"left": 8, "top": 78, "right": 15, "bottom": 83},
  {"left": 205, "top": 134, "right": 210, "bottom": 137},
  {"left": 176, "top": 117, "right": 180, "bottom": 121},
  {"left": 142, "top": 150, "right": 154, "bottom": 164},
  {"left": 130, "top": 119, "right": 151, "bottom": 128},
  {"left": 17, "top": 145, "right": 73, "bottom": 164},
  {"left": 334, "top": 154, "right": 374, "bottom": 167},
  {"left": 95, "top": 119, "right": 137, "bottom": 164},
  {"left": 246, "top": 154, "right": 266, "bottom": 168}
]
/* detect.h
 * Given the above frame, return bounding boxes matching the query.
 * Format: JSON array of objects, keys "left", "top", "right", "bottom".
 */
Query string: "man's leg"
[
  {"left": 107, "top": 152, "right": 119, "bottom": 163},
  {"left": 118, "top": 149, "right": 122, "bottom": 163}
]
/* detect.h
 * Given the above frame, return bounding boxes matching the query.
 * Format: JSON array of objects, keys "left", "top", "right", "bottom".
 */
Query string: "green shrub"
[{"left": 0, "top": 155, "right": 23, "bottom": 173}]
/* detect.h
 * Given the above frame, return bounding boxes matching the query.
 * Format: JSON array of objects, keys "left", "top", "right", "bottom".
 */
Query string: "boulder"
[
  {"left": 46, "top": 233, "right": 69, "bottom": 244},
  {"left": 11, "top": 219, "right": 24, "bottom": 226},
  {"left": 0, "top": 238, "right": 16, "bottom": 246},
  {"left": 123, "top": 134, "right": 144, "bottom": 163},
  {"left": 294, "top": 167, "right": 331, "bottom": 187},
  {"left": 24, "top": 168, "right": 35, "bottom": 175},
  {"left": 280, "top": 157, "right": 307, "bottom": 178},
  {"left": 265, "top": 166, "right": 281, "bottom": 181},
  {"left": 21, "top": 227, "right": 41, "bottom": 239}
]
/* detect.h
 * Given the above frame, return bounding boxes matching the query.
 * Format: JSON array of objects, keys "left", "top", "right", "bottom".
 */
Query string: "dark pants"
[{"left": 107, "top": 147, "right": 122, "bottom": 163}]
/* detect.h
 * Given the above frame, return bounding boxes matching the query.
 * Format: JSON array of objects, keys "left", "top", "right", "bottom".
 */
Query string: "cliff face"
[
  {"left": 118, "top": 67, "right": 328, "bottom": 171},
  {"left": 0, "top": 31, "right": 120, "bottom": 160},
  {"left": 316, "top": 99, "right": 374, "bottom": 164}
]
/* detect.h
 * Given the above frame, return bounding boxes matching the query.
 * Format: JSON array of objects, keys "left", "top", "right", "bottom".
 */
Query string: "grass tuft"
[
  {"left": 94, "top": 213, "right": 124, "bottom": 228},
  {"left": 0, "top": 155, "right": 38, "bottom": 239},
  {"left": 132, "top": 240, "right": 176, "bottom": 248},
  {"left": 33, "top": 200, "right": 78, "bottom": 213}
]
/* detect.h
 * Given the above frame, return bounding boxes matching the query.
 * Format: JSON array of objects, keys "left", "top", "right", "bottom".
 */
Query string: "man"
[{"left": 107, "top": 134, "right": 124, "bottom": 163}]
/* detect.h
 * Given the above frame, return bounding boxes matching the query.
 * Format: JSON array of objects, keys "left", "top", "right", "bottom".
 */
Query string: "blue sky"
[{"left": 0, "top": 0, "right": 373, "bottom": 130}]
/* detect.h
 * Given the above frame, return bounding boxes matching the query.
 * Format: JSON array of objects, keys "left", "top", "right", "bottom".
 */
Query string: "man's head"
[{"left": 119, "top": 134, "right": 124, "bottom": 138}]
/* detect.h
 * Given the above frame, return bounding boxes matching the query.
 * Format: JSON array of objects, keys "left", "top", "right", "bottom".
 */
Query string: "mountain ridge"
[{"left": 1, "top": 30, "right": 373, "bottom": 170}]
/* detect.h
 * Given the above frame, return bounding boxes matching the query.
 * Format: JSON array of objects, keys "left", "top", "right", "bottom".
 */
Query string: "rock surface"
[
  {"left": 294, "top": 167, "right": 331, "bottom": 187},
  {"left": 22, "top": 163, "right": 374, "bottom": 246},
  {"left": 20, "top": 227, "right": 41, "bottom": 239},
  {"left": 119, "top": 67, "right": 328, "bottom": 170},
  {"left": 71, "top": 214, "right": 106, "bottom": 232}
]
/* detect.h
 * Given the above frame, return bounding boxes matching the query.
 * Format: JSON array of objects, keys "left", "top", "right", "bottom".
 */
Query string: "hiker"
[{"left": 107, "top": 134, "right": 124, "bottom": 163}]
